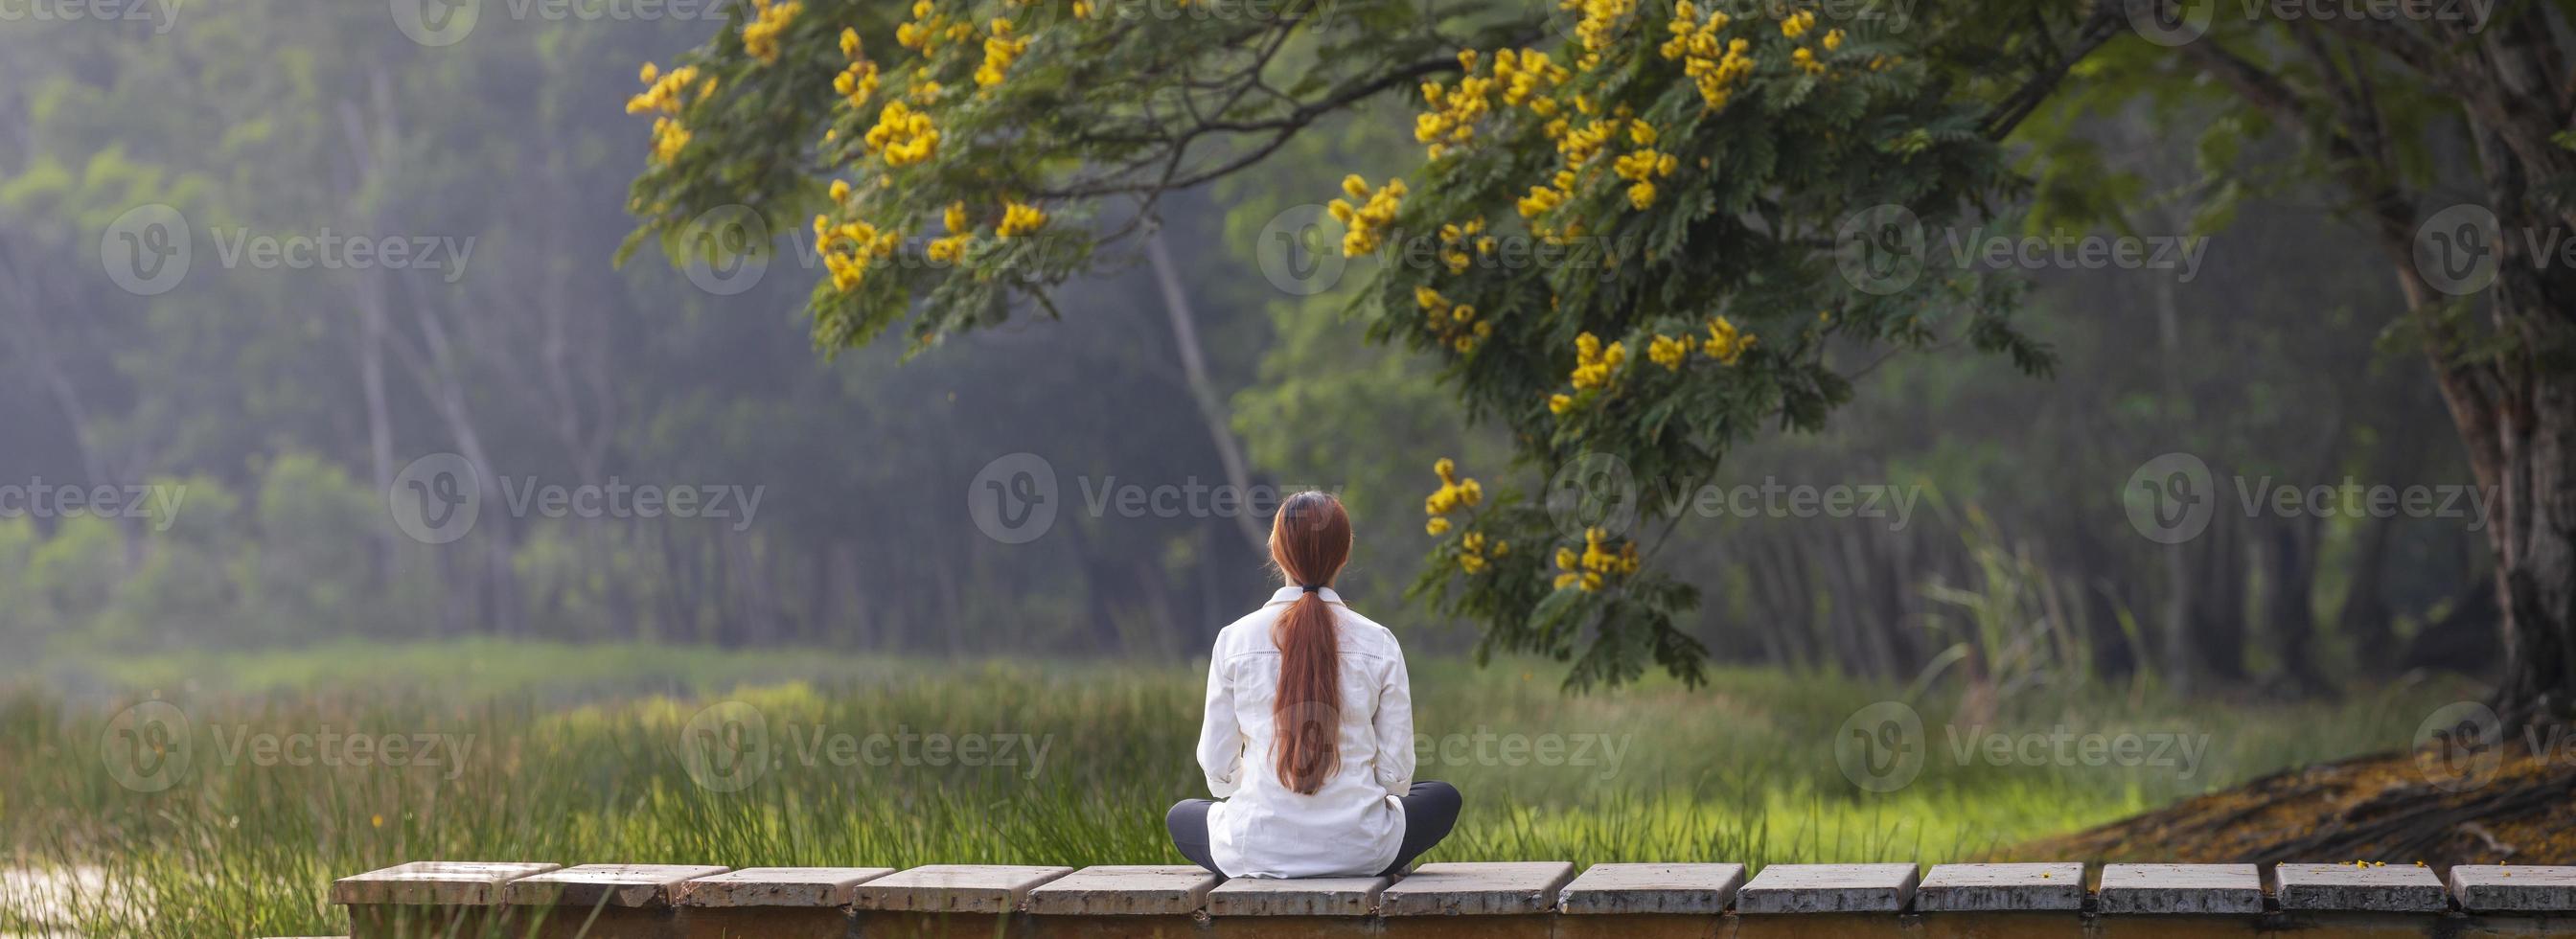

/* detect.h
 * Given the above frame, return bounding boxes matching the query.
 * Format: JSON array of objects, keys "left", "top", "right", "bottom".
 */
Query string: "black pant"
[{"left": 1166, "top": 780, "right": 1460, "bottom": 878}]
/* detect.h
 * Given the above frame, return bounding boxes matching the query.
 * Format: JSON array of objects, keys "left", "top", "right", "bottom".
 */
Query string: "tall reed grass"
[{"left": 0, "top": 641, "right": 2472, "bottom": 937}]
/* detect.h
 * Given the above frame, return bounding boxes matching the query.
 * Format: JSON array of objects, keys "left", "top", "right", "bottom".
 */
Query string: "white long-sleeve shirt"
[{"left": 1196, "top": 586, "right": 1416, "bottom": 878}]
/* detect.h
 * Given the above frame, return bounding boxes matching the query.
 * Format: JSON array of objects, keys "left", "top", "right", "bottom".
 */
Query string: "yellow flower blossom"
[
  {"left": 1647, "top": 333, "right": 1689, "bottom": 370},
  {"left": 817, "top": 218, "right": 904, "bottom": 293},
  {"left": 1570, "top": 332, "right": 1624, "bottom": 390},
  {"left": 1327, "top": 175, "right": 1406, "bottom": 256},
  {"left": 649, "top": 117, "right": 690, "bottom": 163},
  {"left": 1702, "top": 315, "right": 1758, "bottom": 364},
  {"left": 1781, "top": 9, "right": 1815, "bottom": 38},
  {"left": 1517, "top": 184, "right": 1568, "bottom": 220},
  {"left": 828, "top": 179, "right": 850, "bottom": 202},
  {"left": 1822, "top": 28, "right": 1845, "bottom": 50},
  {"left": 627, "top": 64, "right": 702, "bottom": 115},
  {"left": 944, "top": 201, "right": 970, "bottom": 234},
  {"left": 1549, "top": 393, "right": 1575, "bottom": 414},
  {"left": 998, "top": 200, "right": 1046, "bottom": 238},
  {"left": 1427, "top": 516, "right": 1452, "bottom": 535},
  {"left": 834, "top": 60, "right": 884, "bottom": 108},
  {"left": 927, "top": 234, "right": 970, "bottom": 263},
  {"left": 742, "top": 0, "right": 801, "bottom": 65},
  {"left": 863, "top": 100, "right": 939, "bottom": 167},
  {"left": 1551, "top": 527, "right": 1639, "bottom": 591},
  {"left": 975, "top": 17, "right": 1030, "bottom": 87},
  {"left": 1424, "top": 458, "right": 1484, "bottom": 517},
  {"left": 1565, "top": 0, "right": 1638, "bottom": 53},
  {"left": 1791, "top": 46, "right": 1825, "bottom": 75}
]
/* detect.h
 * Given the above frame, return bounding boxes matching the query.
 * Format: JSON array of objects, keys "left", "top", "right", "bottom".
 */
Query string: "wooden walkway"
[{"left": 302, "top": 859, "right": 2576, "bottom": 938}]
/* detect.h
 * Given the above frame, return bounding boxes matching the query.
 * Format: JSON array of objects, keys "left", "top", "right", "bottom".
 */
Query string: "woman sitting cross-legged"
[{"left": 1166, "top": 491, "right": 1460, "bottom": 879}]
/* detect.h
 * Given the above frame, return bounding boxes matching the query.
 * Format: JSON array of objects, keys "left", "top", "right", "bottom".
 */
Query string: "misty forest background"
[{"left": 0, "top": 2, "right": 2489, "bottom": 698}]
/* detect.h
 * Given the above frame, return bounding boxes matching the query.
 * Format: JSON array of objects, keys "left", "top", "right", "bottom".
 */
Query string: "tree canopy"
[{"left": 619, "top": 0, "right": 2126, "bottom": 688}]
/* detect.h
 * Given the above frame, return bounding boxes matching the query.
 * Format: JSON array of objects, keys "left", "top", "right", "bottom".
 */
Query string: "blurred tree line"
[{"left": 0, "top": 2, "right": 2494, "bottom": 699}]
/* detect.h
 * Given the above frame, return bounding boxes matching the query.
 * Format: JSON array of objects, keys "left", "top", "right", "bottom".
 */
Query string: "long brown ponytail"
[{"left": 1269, "top": 491, "right": 1352, "bottom": 794}]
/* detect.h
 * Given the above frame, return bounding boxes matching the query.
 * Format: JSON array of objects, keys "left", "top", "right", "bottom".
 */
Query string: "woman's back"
[
  {"left": 1195, "top": 587, "right": 1415, "bottom": 878},
  {"left": 1167, "top": 491, "right": 1456, "bottom": 880}
]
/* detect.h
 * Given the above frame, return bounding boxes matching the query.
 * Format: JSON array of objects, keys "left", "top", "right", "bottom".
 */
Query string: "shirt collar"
[{"left": 1267, "top": 585, "right": 1344, "bottom": 606}]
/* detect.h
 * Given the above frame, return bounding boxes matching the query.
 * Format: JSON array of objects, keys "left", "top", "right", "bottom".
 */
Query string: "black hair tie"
[{"left": 1300, "top": 584, "right": 1323, "bottom": 593}]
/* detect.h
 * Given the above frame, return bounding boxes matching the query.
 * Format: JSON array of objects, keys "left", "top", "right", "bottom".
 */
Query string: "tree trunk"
[
  {"left": 2385, "top": 172, "right": 2576, "bottom": 721},
  {"left": 2489, "top": 365, "right": 2576, "bottom": 721},
  {"left": 1145, "top": 230, "right": 1268, "bottom": 556},
  {"left": 2190, "top": 516, "right": 2249, "bottom": 681},
  {"left": 2151, "top": 270, "right": 2196, "bottom": 694}
]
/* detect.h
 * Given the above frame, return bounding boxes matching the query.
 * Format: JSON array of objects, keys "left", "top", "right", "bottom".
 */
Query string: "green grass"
[{"left": 1, "top": 640, "right": 2473, "bottom": 937}]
